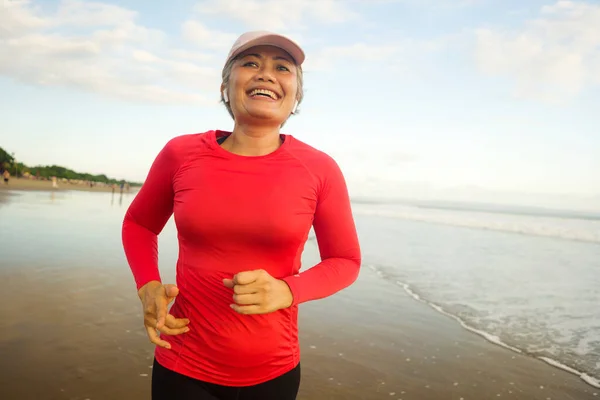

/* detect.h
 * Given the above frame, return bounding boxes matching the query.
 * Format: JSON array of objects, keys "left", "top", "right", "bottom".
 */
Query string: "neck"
[{"left": 222, "top": 122, "right": 283, "bottom": 156}]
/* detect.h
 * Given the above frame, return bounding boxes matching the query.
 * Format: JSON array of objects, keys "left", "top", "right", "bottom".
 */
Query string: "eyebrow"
[{"left": 242, "top": 53, "right": 293, "bottom": 64}]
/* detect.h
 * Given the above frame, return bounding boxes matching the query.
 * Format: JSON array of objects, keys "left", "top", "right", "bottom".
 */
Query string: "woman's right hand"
[{"left": 138, "top": 281, "right": 190, "bottom": 349}]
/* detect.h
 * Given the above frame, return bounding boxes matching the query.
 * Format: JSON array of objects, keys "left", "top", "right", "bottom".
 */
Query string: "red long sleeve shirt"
[{"left": 122, "top": 130, "right": 361, "bottom": 386}]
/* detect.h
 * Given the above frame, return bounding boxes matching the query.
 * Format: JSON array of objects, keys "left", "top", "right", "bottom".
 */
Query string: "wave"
[
  {"left": 367, "top": 264, "right": 600, "bottom": 390},
  {"left": 353, "top": 206, "right": 600, "bottom": 245},
  {"left": 352, "top": 198, "right": 600, "bottom": 221}
]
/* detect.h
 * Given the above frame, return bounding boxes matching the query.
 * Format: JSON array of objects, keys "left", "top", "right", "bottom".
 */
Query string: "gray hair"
[{"left": 220, "top": 55, "right": 305, "bottom": 124}]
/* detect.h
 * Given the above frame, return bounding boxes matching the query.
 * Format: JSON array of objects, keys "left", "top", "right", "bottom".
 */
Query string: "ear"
[
  {"left": 291, "top": 100, "right": 299, "bottom": 114},
  {"left": 220, "top": 84, "right": 229, "bottom": 103}
]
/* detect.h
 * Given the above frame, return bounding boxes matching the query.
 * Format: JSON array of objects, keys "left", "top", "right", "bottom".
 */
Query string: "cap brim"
[{"left": 230, "top": 34, "right": 305, "bottom": 65}]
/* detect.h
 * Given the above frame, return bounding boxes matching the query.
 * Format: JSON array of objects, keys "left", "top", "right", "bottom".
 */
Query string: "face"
[{"left": 224, "top": 45, "right": 298, "bottom": 125}]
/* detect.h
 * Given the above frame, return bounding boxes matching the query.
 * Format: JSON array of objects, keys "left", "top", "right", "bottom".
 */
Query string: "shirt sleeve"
[
  {"left": 122, "top": 140, "right": 179, "bottom": 290},
  {"left": 282, "top": 156, "right": 361, "bottom": 305}
]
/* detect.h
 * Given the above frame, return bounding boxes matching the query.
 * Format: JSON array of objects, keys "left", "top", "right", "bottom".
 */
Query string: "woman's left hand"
[{"left": 223, "top": 270, "right": 293, "bottom": 314}]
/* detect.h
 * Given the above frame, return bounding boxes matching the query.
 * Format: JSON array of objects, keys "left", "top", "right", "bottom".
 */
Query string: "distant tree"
[
  {"left": 0, "top": 146, "right": 14, "bottom": 165},
  {"left": 0, "top": 145, "right": 142, "bottom": 186}
]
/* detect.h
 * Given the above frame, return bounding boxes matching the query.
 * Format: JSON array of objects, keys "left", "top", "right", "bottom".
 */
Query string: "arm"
[
  {"left": 122, "top": 140, "right": 178, "bottom": 290},
  {"left": 282, "top": 157, "right": 361, "bottom": 306}
]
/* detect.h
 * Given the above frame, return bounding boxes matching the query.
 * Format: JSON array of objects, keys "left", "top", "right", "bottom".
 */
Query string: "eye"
[
  {"left": 277, "top": 64, "right": 290, "bottom": 72},
  {"left": 242, "top": 61, "right": 258, "bottom": 68}
]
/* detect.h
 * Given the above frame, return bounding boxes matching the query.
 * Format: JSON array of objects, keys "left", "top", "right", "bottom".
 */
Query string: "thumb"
[
  {"left": 234, "top": 270, "right": 262, "bottom": 285},
  {"left": 163, "top": 284, "right": 179, "bottom": 299},
  {"left": 223, "top": 278, "right": 234, "bottom": 289}
]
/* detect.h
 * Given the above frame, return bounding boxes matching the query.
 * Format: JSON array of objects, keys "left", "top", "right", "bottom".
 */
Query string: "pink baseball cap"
[{"left": 225, "top": 31, "right": 305, "bottom": 66}]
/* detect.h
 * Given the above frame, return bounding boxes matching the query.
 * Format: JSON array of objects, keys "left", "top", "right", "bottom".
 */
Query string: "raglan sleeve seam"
[
  {"left": 282, "top": 148, "right": 361, "bottom": 306},
  {"left": 122, "top": 137, "right": 182, "bottom": 290}
]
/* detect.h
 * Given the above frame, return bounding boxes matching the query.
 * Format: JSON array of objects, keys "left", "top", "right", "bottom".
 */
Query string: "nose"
[{"left": 255, "top": 63, "right": 276, "bottom": 83}]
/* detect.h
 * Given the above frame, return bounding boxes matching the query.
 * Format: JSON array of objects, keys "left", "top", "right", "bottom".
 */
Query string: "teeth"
[{"left": 250, "top": 89, "right": 277, "bottom": 99}]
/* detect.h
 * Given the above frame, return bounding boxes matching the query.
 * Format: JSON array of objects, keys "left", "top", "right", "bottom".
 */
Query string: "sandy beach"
[
  {"left": 0, "top": 258, "right": 598, "bottom": 400},
  {"left": 0, "top": 177, "right": 140, "bottom": 193},
  {"left": 0, "top": 190, "right": 598, "bottom": 400},
  {"left": 296, "top": 268, "right": 600, "bottom": 400}
]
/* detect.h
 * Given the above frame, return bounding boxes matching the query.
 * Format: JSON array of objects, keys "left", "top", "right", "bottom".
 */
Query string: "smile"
[{"left": 248, "top": 88, "right": 279, "bottom": 100}]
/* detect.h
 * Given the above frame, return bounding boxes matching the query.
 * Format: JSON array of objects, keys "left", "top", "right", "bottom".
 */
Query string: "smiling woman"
[
  {"left": 220, "top": 32, "right": 305, "bottom": 128},
  {"left": 121, "top": 31, "right": 361, "bottom": 400}
]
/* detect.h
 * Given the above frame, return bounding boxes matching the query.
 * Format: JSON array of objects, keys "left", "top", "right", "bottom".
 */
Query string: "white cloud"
[
  {"left": 322, "top": 43, "right": 400, "bottom": 60},
  {"left": 181, "top": 20, "right": 238, "bottom": 51},
  {"left": 348, "top": 0, "right": 485, "bottom": 7},
  {"left": 52, "top": 0, "right": 137, "bottom": 27},
  {"left": 170, "top": 49, "right": 215, "bottom": 63},
  {"left": 303, "top": 33, "right": 457, "bottom": 73},
  {"left": 474, "top": 0, "right": 600, "bottom": 103},
  {"left": 0, "top": 0, "right": 223, "bottom": 104},
  {"left": 303, "top": 42, "right": 402, "bottom": 72},
  {"left": 1, "top": 1, "right": 45, "bottom": 37},
  {"left": 193, "top": 0, "right": 358, "bottom": 31},
  {"left": 1, "top": 0, "right": 449, "bottom": 101}
]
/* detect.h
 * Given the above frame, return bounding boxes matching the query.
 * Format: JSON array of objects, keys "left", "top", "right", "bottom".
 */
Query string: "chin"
[{"left": 247, "top": 108, "right": 286, "bottom": 121}]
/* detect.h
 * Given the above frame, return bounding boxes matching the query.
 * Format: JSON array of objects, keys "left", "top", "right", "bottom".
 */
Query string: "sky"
[{"left": 1, "top": 0, "right": 599, "bottom": 209}]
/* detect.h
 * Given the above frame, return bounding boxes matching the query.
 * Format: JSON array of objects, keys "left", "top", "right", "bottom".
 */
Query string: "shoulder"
[
  {"left": 150, "top": 131, "right": 215, "bottom": 173},
  {"left": 158, "top": 130, "right": 216, "bottom": 162},
  {"left": 285, "top": 135, "right": 348, "bottom": 197},
  {"left": 163, "top": 131, "right": 215, "bottom": 153},
  {"left": 286, "top": 135, "right": 342, "bottom": 174}
]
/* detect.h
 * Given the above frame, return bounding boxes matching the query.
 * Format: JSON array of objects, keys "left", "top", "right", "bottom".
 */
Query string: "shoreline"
[
  {"left": 2, "top": 260, "right": 598, "bottom": 400},
  {"left": 295, "top": 243, "right": 600, "bottom": 399},
  {"left": 0, "top": 189, "right": 598, "bottom": 399},
  {"left": 394, "top": 273, "right": 600, "bottom": 390},
  {"left": 0, "top": 177, "right": 140, "bottom": 193},
  {"left": 298, "top": 281, "right": 600, "bottom": 399}
]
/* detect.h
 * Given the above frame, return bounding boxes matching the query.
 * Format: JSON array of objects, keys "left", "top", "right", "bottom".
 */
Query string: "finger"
[
  {"left": 233, "top": 270, "right": 262, "bottom": 285},
  {"left": 144, "top": 314, "right": 158, "bottom": 328},
  {"left": 233, "top": 283, "right": 259, "bottom": 295},
  {"left": 155, "top": 292, "right": 168, "bottom": 329},
  {"left": 163, "top": 284, "right": 179, "bottom": 300},
  {"left": 146, "top": 325, "right": 171, "bottom": 349},
  {"left": 233, "top": 293, "right": 259, "bottom": 306},
  {"left": 230, "top": 304, "right": 262, "bottom": 315},
  {"left": 143, "top": 306, "right": 159, "bottom": 330},
  {"left": 158, "top": 324, "right": 190, "bottom": 336},
  {"left": 223, "top": 278, "right": 234, "bottom": 289},
  {"left": 165, "top": 314, "right": 190, "bottom": 329}
]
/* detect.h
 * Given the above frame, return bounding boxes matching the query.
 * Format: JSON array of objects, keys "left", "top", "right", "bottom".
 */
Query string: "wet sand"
[
  {"left": 0, "top": 257, "right": 598, "bottom": 400},
  {"left": 0, "top": 177, "right": 140, "bottom": 193},
  {"left": 0, "top": 191, "right": 598, "bottom": 399},
  {"left": 297, "top": 270, "right": 600, "bottom": 400}
]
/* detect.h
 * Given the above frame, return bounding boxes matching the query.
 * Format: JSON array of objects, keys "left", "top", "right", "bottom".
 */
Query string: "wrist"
[
  {"left": 138, "top": 280, "right": 162, "bottom": 299},
  {"left": 277, "top": 279, "right": 294, "bottom": 309}
]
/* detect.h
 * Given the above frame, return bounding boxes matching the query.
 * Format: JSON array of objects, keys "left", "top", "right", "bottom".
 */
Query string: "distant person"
[
  {"left": 122, "top": 31, "right": 361, "bottom": 400},
  {"left": 3, "top": 170, "right": 10, "bottom": 185}
]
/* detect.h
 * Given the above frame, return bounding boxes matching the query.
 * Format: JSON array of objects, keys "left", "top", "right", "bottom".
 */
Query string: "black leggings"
[{"left": 151, "top": 358, "right": 301, "bottom": 400}]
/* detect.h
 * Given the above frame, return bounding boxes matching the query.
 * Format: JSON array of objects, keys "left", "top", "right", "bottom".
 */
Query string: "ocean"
[
  {"left": 1, "top": 189, "right": 599, "bottom": 392},
  {"left": 351, "top": 198, "right": 600, "bottom": 389}
]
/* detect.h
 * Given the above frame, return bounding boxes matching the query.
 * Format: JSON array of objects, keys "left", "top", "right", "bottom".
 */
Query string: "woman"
[{"left": 122, "top": 30, "right": 361, "bottom": 400}]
